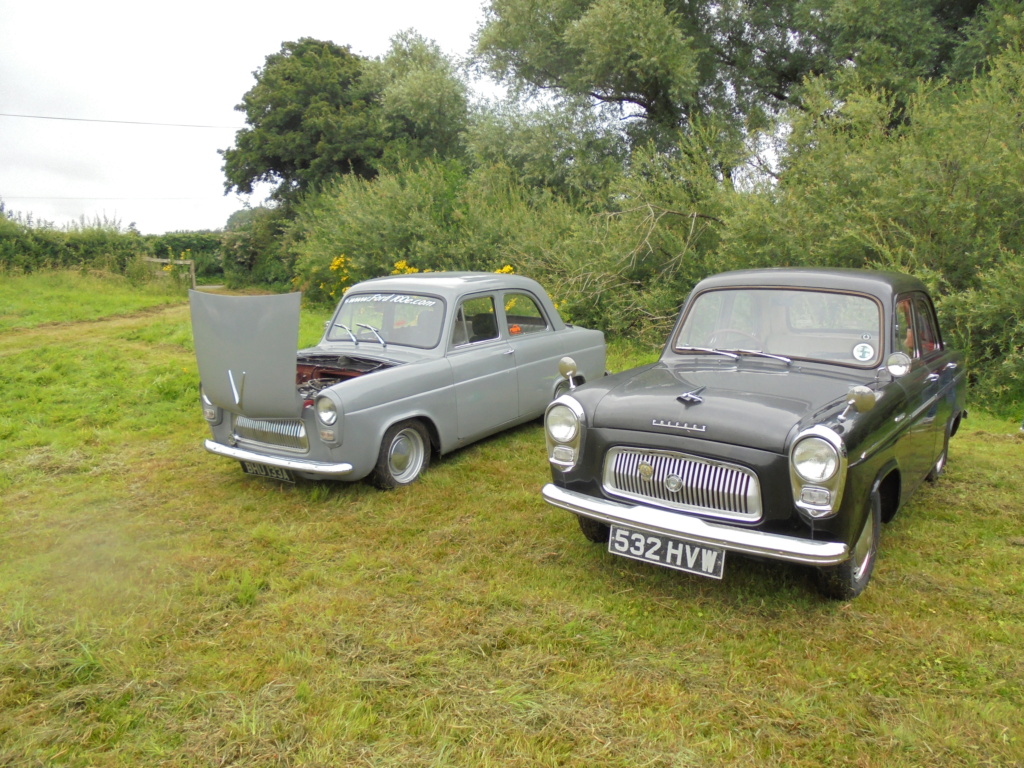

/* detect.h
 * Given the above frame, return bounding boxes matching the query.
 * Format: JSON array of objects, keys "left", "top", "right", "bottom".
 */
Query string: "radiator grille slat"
[
  {"left": 233, "top": 416, "right": 309, "bottom": 452},
  {"left": 602, "top": 447, "right": 761, "bottom": 521}
]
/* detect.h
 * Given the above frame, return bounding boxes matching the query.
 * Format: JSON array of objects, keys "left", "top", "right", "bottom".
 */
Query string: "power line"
[
  {"left": 4, "top": 195, "right": 229, "bottom": 202},
  {"left": 0, "top": 112, "right": 244, "bottom": 129}
]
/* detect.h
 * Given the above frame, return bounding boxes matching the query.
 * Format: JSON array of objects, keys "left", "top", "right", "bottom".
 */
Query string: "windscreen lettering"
[{"left": 345, "top": 294, "right": 437, "bottom": 307}]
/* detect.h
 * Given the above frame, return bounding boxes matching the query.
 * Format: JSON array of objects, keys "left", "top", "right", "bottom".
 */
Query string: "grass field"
[{"left": 1, "top": 271, "right": 1022, "bottom": 767}]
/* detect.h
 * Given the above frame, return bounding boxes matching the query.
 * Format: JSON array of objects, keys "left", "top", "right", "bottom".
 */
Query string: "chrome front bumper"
[
  {"left": 542, "top": 483, "right": 849, "bottom": 566},
  {"left": 204, "top": 440, "right": 354, "bottom": 477}
]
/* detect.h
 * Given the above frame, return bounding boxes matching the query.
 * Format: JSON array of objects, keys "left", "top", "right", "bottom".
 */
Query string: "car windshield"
[
  {"left": 673, "top": 287, "right": 883, "bottom": 367},
  {"left": 327, "top": 292, "right": 446, "bottom": 349}
]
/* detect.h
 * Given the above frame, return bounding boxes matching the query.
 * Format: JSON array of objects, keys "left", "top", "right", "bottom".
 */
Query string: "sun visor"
[{"left": 190, "top": 290, "right": 303, "bottom": 419}]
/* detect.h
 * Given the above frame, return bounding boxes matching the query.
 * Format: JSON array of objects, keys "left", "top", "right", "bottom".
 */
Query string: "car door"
[
  {"left": 914, "top": 294, "right": 958, "bottom": 455},
  {"left": 447, "top": 294, "right": 518, "bottom": 440},
  {"left": 498, "top": 290, "right": 566, "bottom": 418},
  {"left": 892, "top": 294, "right": 942, "bottom": 487}
]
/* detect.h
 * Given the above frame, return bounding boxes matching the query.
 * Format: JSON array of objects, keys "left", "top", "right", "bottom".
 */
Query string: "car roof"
[
  {"left": 347, "top": 271, "right": 545, "bottom": 299},
  {"left": 692, "top": 268, "right": 928, "bottom": 300}
]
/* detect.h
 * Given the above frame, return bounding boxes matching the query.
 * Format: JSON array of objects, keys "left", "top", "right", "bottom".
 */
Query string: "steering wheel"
[{"left": 707, "top": 328, "right": 761, "bottom": 348}]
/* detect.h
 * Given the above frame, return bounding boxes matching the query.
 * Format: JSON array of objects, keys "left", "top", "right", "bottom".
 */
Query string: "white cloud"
[{"left": 0, "top": 0, "right": 489, "bottom": 233}]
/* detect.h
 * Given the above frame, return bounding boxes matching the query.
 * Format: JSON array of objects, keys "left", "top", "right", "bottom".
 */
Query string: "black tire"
[
  {"left": 370, "top": 420, "right": 430, "bottom": 490},
  {"left": 816, "top": 492, "right": 881, "bottom": 600},
  {"left": 577, "top": 514, "right": 610, "bottom": 543}
]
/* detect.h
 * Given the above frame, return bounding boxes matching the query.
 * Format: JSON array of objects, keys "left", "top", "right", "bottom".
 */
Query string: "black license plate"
[
  {"left": 240, "top": 461, "right": 295, "bottom": 483},
  {"left": 608, "top": 525, "right": 725, "bottom": 579}
]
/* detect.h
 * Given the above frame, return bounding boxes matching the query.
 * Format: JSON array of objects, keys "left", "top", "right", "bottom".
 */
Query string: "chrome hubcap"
[{"left": 388, "top": 429, "right": 423, "bottom": 482}]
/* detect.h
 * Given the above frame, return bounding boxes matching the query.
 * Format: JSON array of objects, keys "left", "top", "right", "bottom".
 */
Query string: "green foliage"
[
  {"left": 220, "top": 206, "right": 294, "bottom": 289},
  {"left": 0, "top": 209, "right": 146, "bottom": 274},
  {"left": 148, "top": 230, "right": 224, "bottom": 280},
  {"left": 291, "top": 160, "right": 511, "bottom": 302},
  {"left": 940, "top": 259, "right": 1024, "bottom": 414},
  {"left": 466, "top": 97, "right": 628, "bottom": 205},
  {"left": 367, "top": 31, "right": 471, "bottom": 171},
  {"left": 221, "top": 39, "right": 381, "bottom": 202},
  {"left": 221, "top": 35, "right": 471, "bottom": 204}
]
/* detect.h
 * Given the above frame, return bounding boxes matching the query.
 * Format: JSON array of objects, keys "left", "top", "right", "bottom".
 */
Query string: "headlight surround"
[
  {"left": 546, "top": 404, "right": 580, "bottom": 443},
  {"left": 792, "top": 437, "right": 840, "bottom": 482},
  {"left": 789, "top": 426, "right": 847, "bottom": 519},
  {"left": 200, "top": 385, "right": 219, "bottom": 422},
  {"left": 545, "top": 396, "right": 585, "bottom": 470},
  {"left": 315, "top": 396, "right": 338, "bottom": 426}
]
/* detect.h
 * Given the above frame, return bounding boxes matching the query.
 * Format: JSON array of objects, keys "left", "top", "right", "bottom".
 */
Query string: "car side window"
[
  {"left": 913, "top": 295, "right": 941, "bottom": 355},
  {"left": 895, "top": 298, "right": 917, "bottom": 358},
  {"left": 452, "top": 296, "right": 499, "bottom": 346},
  {"left": 503, "top": 292, "right": 549, "bottom": 336}
]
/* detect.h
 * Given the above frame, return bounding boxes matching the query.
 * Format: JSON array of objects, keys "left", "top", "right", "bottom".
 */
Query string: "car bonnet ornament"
[{"left": 677, "top": 386, "right": 706, "bottom": 405}]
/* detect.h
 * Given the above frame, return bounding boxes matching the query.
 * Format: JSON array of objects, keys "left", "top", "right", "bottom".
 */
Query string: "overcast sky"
[{"left": 0, "top": 0, "right": 491, "bottom": 234}]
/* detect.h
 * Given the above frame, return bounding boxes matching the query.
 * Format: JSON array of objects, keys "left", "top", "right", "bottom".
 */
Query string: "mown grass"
[{"left": 1, "top": 270, "right": 1021, "bottom": 767}]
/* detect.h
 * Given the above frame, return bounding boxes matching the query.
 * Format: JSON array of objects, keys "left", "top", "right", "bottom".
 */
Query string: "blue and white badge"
[{"left": 853, "top": 343, "right": 875, "bottom": 362}]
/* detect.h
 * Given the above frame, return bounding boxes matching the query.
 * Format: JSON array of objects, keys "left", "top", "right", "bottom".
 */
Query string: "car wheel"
[
  {"left": 577, "top": 514, "right": 610, "bottom": 543},
  {"left": 371, "top": 420, "right": 430, "bottom": 490},
  {"left": 816, "top": 492, "right": 881, "bottom": 600}
]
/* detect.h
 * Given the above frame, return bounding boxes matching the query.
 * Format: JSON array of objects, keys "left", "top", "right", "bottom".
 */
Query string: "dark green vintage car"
[{"left": 542, "top": 268, "right": 967, "bottom": 599}]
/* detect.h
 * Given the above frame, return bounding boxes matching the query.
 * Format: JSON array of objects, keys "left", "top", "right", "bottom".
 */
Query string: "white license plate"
[
  {"left": 240, "top": 461, "right": 295, "bottom": 483},
  {"left": 608, "top": 525, "right": 725, "bottom": 579}
]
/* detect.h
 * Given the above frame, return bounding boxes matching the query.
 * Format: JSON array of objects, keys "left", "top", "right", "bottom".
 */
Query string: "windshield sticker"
[
  {"left": 853, "top": 343, "right": 875, "bottom": 362},
  {"left": 345, "top": 293, "right": 438, "bottom": 307}
]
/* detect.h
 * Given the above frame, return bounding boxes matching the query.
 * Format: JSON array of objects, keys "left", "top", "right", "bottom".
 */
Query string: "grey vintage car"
[
  {"left": 542, "top": 268, "right": 967, "bottom": 599},
  {"left": 191, "top": 272, "right": 605, "bottom": 488}
]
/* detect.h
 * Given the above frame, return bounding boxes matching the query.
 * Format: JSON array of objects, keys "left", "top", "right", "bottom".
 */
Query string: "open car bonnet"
[{"left": 190, "top": 290, "right": 302, "bottom": 419}]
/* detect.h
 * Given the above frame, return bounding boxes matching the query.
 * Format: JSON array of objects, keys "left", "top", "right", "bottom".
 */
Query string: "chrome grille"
[
  {"left": 233, "top": 415, "right": 308, "bottom": 452},
  {"left": 603, "top": 447, "right": 761, "bottom": 521}
]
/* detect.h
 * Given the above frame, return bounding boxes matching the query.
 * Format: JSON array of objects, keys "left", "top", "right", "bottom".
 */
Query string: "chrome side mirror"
[
  {"left": 558, "top": 356, "right": 579, "bottom": 390},
  {"left": 886, "top": 352, "right": 912, "bottom": 378},
  {"left": 838, "top": 385, "right": 876, "bottom": 422}
]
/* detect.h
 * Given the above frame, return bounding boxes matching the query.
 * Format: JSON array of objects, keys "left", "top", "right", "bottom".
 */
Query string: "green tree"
[
  {"left": 476, "top": 0, "right": 991, "bottom": 136},
  {"left": 476, "top": 0, "right": 836, "bottom": 133},
  {"left": 367, "top": 31, "right": 471, "bottom": 170},
  {"left": 221, "top": 39, "right": 382, "bottom": 203},
  {"left": 466, "top": 97, "right": 628, "bottom": 205}
]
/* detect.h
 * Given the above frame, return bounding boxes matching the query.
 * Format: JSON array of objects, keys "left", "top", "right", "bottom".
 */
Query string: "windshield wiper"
[
  {"left": 333, "top": 322, "right": 358, "bottom": 345},
  {"left": 677, "top": 345, "right": 792, "bottom": 365},
  {"left": 676, "top": 345, "right": 740, "bottom": 360},
  {"left": 729, "top": 348, "right": 793, "bottom": 365},
  {"left": 357, "top": 323, "right": 387, "bottom": 348}
]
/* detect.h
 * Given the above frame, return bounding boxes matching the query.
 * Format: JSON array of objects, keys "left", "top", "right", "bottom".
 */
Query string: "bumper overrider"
[
  {"left": 204, "top": 440, "right": 355, "bottom": 477},
  {"left": 542, "top": 483, "right": 849, "bottom": 567}
]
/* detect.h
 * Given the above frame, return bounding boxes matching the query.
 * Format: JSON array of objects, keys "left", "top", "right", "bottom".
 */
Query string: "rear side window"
[{"left": 503, "top": 292, "right": 550, "bottom": 336}]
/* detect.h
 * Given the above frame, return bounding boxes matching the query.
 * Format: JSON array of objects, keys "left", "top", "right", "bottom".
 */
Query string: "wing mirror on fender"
[
  {"left": 838, "top": 385, "right": 876, "bottom": 422},
  {"left": 558, "top": 357, "right": 580, "bottom": 390}
]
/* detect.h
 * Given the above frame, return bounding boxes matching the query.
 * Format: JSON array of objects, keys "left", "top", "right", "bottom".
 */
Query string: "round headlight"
[
  {"left": 546, "top": 404, "right": 579, "bottom": 443},
  {"left": 315, "top": 397, "right": 338, "bottom": 425},
  {"left": 793, "top": 437, "right": 839, "bottom": 482}
]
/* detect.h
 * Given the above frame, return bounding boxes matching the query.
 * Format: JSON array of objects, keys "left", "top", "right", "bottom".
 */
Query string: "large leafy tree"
[
  {"left": 222, "top": 35, "right": 471, "bottom": 203},
  {"left": 367, "top": 31, "right": 471, "bottom": 170},
  {"left": 475, "top": 0, "right": 990, "bottom": 135},
  {"left": 221, "top": 39, "right": 383, "bottom": 203}
]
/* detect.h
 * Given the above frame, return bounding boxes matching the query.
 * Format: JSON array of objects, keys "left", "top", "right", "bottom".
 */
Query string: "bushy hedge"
[{"left": 0, "top": 212, "right": 225, "bottom": 284}]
